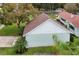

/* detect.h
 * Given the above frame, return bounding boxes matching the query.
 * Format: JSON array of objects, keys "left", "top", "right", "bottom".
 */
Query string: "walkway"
[{"left": 0, "top": 36, "right": 18, "bottom": 47}]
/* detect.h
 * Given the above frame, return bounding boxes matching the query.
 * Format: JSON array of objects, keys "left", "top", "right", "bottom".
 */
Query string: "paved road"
[{"left": 0, "top": 36, "right": 18, "bottom": 47}]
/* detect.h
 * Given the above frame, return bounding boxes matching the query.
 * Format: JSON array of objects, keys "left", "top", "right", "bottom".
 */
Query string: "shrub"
[
  {"left": 14, "top": 36, "right": 27, "bottom": 54},
  {"left": 5, "top": 21, "right": 12, "bottom": 25}
]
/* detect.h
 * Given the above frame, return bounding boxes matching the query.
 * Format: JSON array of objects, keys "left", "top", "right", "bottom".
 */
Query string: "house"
[
  {"left": 23, "top": 13, "right": 71, "bottom": 48},
  {"left": 58, "top": 11, "right": 79, "bottom": 37}
]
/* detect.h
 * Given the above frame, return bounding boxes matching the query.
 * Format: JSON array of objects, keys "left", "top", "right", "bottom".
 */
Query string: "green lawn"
[
  {"left": 0, "top": 23, "right": 25, "bottom": 36},
  {"left": 23, "top": 46, "right": 54, "bottom": 55},
  {"left": 0, "top": 46, "right": 54, "bottom": 55},
  {"left": 0, "top": 48, "right": 15, "bottom": 55}
]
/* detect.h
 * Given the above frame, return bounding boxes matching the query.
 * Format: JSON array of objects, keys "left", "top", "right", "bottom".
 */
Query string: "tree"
[
  {"left": 64, "top": 4, "right": 78, "bottom": 13},
  {"left": 0, "top": 8, "right": 4, "bottom": 24},
  {"left": 1, "top": 4, "right": 27, "bottom": 26},
  {"left": 1, "top": 3, "right": 16, "bottom": 25},
  {"left": 33, "top": 3, "right": 65, "bottom": 11},
  {"left": 14, "top": 4, "right": 28, "bottom": 28},
  {"left": 0, "top": 3, "right": 39, "bottom": 27}
]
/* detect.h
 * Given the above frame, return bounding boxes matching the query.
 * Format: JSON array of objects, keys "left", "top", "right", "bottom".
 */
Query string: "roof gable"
[{"left": 23, "top": 13, "right": 49, "bottom": 35}]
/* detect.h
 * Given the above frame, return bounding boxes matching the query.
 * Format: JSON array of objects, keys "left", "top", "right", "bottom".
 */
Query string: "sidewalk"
[{"left": 0, "top": 36, "right": 18, "bottom": 47}]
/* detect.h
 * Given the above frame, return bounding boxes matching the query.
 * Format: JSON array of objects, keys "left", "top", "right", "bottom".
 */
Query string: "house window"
[{"left": 69, "top": 24, "right": 74, "bottom": 30}]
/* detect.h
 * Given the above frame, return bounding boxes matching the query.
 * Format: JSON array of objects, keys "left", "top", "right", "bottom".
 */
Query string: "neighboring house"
[
  {"left": 23, "top": 13, "right": 71, "bottom": 48},
  {"left": 58, "top": 11, "right": 79, "bottom": 37}
]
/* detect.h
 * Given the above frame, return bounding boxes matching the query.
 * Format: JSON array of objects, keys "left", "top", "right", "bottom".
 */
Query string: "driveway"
[{"left": 0, "top": 36, "right": 18, "bottom": 47}]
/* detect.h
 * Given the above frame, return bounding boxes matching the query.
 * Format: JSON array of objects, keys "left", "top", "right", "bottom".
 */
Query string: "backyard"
[
  {"left": 0, "top": 14, "right": 79, "bottom": 55},
  {"left": 0, "top": 3, "right": 79, "bottom": 55}
]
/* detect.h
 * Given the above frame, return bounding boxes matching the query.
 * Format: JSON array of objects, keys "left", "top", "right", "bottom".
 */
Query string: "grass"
[
  {"left": 23, "top": 46, "right": 54, "bottom": 55},
  {"left": 0, "top": 23, "right": 25, "bottom": 36},
  {"left": 72, "top": 37, "right": 79, "bottom": 46},
  {"left": 0, "top": 48, "right": 15, "bottom": 55},
  {"left": 0, "top": 46, "right": 54, "bottom": 55}
]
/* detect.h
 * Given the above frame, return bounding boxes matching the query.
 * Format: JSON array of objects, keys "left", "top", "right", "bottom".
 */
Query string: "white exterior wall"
[
  {"left": 26, "top": 33, "right": 70, "bottom": 48},
  {"left": 75, "top": 28, "right": 79, "bottom": 37},
  {"left": 56, "top": 33, "right": 70, "bottom": 42},
  {"left": 26, "top": 34, "right": 55, "bottom": 48}
]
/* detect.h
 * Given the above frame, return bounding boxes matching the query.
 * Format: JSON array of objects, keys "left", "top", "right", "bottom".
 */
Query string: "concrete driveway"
[{"left": 0, "top": 36, "right": 18, "bottom": 47}]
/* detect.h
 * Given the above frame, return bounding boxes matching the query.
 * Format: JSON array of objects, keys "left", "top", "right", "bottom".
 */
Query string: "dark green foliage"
[
  {"left": 33, "top": 3, "right": 65, "bottom": 11},
  {"left": 14, "top": 36, "right": 27, "bottom": 54},
  {"left": 5, "top": 21, "right": 12, "bottom": 25},
  {"left": 52, "top": 36, "right": 79, "bottom": 55}
]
